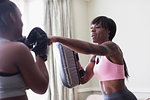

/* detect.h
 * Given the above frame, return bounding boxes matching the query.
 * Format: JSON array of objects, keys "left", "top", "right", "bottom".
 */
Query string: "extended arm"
[{"left": 49, "top": 36, "right": 118, "bottom": 56}]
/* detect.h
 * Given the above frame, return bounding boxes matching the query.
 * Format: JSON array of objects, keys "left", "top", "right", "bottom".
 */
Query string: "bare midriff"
[{"left": 100, "top": 79, "right": 126, "bottom": 94}]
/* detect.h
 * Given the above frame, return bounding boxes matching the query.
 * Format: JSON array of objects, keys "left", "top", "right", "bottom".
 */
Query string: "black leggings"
[{"left": 103, "top": 87, "right": 137, "bottom": 100}]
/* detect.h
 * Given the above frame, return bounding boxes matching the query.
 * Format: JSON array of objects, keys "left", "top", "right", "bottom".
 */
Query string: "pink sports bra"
[{"left": 93, "top": 56, "right": 125, "bottom": 81}]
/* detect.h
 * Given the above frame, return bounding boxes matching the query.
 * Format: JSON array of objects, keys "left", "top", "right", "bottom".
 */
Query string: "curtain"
[{"left": 44, "top": 0, "right": 77, "bottom": 100}]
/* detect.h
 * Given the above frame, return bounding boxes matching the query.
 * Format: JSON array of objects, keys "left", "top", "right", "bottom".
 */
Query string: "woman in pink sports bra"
[{"left": 49, "top": 16, "right": 137, "bottom": 100}]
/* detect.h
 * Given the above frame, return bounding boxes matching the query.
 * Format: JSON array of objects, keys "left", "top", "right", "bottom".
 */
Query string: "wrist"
[
  {"left": 36, "top": 56, "right": 45, "bottom": 62},
  {"left": 52, "top": 36, "right": 59, "bottom": 42},
  {"left": 79, "top": 67, "right": 85, "bottom": 77},
  {"left": 36, "top": 54, "right": 47, "bottom": 61}
]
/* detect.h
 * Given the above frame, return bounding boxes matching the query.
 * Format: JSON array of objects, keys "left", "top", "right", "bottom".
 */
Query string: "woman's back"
[
  {"left": 0, "top": 41, "right": 20, "bottom": 73},
  {"left": 0, "top": 41, "right": 29, "bottom": 100}
]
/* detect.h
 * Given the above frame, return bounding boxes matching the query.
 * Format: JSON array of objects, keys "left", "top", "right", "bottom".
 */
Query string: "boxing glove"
[
  {"left": 18, "top": 36, "right": 33, "bottom": 49},
  {"left": 19, "top": 27, "right": 48, "bottom": 61},
  {"left": 29, "top": 27, "right": 48, "bottom": 61}
]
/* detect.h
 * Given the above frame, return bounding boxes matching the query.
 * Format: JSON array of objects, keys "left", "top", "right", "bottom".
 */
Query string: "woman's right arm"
[
  {"left": 14, "top": 43, "right": 49, "bottom": 94},
  {"left": 48, "top": 36, "right": 119, "bottom": 56}
]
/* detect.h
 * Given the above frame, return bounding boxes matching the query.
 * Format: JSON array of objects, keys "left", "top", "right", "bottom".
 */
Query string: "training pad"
[{"left": 54, "top": 43, "right": 80, "bottom": 88}]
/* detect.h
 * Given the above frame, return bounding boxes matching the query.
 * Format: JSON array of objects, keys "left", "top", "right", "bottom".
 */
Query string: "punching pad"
[{"left": 54, "top": 43, "right": 80, "bottom": 88}]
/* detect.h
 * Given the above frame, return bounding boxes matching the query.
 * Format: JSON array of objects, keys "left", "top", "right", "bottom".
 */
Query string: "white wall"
[{"left": 72, "top": 0, "right": 150, "bottom": 99}]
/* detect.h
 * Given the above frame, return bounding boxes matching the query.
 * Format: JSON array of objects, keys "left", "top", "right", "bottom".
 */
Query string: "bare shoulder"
[
  {"left": 5, "top": 42, "right": 31, "bottom": 61},
  {"left": 101, "top": 41, "right": 120, "bottom": 51},
  {"left": 0, "top": 41, "right": 30, "bottom": 56},
  {"left": 102, "top": 41, "right": 123, "bottom": 63},
  {"left": 102, "top": 41, "right": 119, "bottom": 47},
  {"left": 10, "top": 42, "right": 28, "bottom": 49},
  {"left": 8, "top": 42, "right": 30, "bottom": 53},
  {"left": 100, "top": 41, "right": 122, "bottom": 56}
]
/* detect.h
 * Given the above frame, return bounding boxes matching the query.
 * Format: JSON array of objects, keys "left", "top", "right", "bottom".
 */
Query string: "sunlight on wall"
[{"left": 10, "top": 0, "right": 48, "bottom": 100}]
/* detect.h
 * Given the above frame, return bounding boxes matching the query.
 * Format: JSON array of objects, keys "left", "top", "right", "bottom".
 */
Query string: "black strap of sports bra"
[{"left": 0, "top": 72, "right": 20, "bottom": 76}]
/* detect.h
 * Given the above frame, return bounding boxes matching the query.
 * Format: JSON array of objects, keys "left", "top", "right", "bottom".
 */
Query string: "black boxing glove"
[
  {"left": 18, "top": 27, "right": 48, "bottom": 61},
  {"left": 18, "top": 36, "right": 33, "bottom": 49},
  {"left": 29, "top": 27, "right": 48, "bottom": 61}
]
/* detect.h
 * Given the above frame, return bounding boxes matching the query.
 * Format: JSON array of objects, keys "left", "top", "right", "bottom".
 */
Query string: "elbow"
[
  {"left": 32, "top": 79, "right": 49, "bottom": 94},
  {"left": 39, "top": 80, "right": 49, "bottom": 94},
  {"left": 80, "top": 72, "right": 93, "bottom": 84},
  {"left": 38, "top": 85, "right": 49, "bottom": 94},
  {"left": 36, "top": 89, "right": 47, "bottom": 94},
  {"left": 80, "top": 81, "right": 86, "bottom": 84},
  {"left": 80, "top": 78, "right": 88, "bottom": 84}
]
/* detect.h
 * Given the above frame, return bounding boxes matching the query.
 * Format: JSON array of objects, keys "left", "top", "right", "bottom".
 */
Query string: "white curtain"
[{"left": 44, "top": 0, "right": 77, "bottom": 100}]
